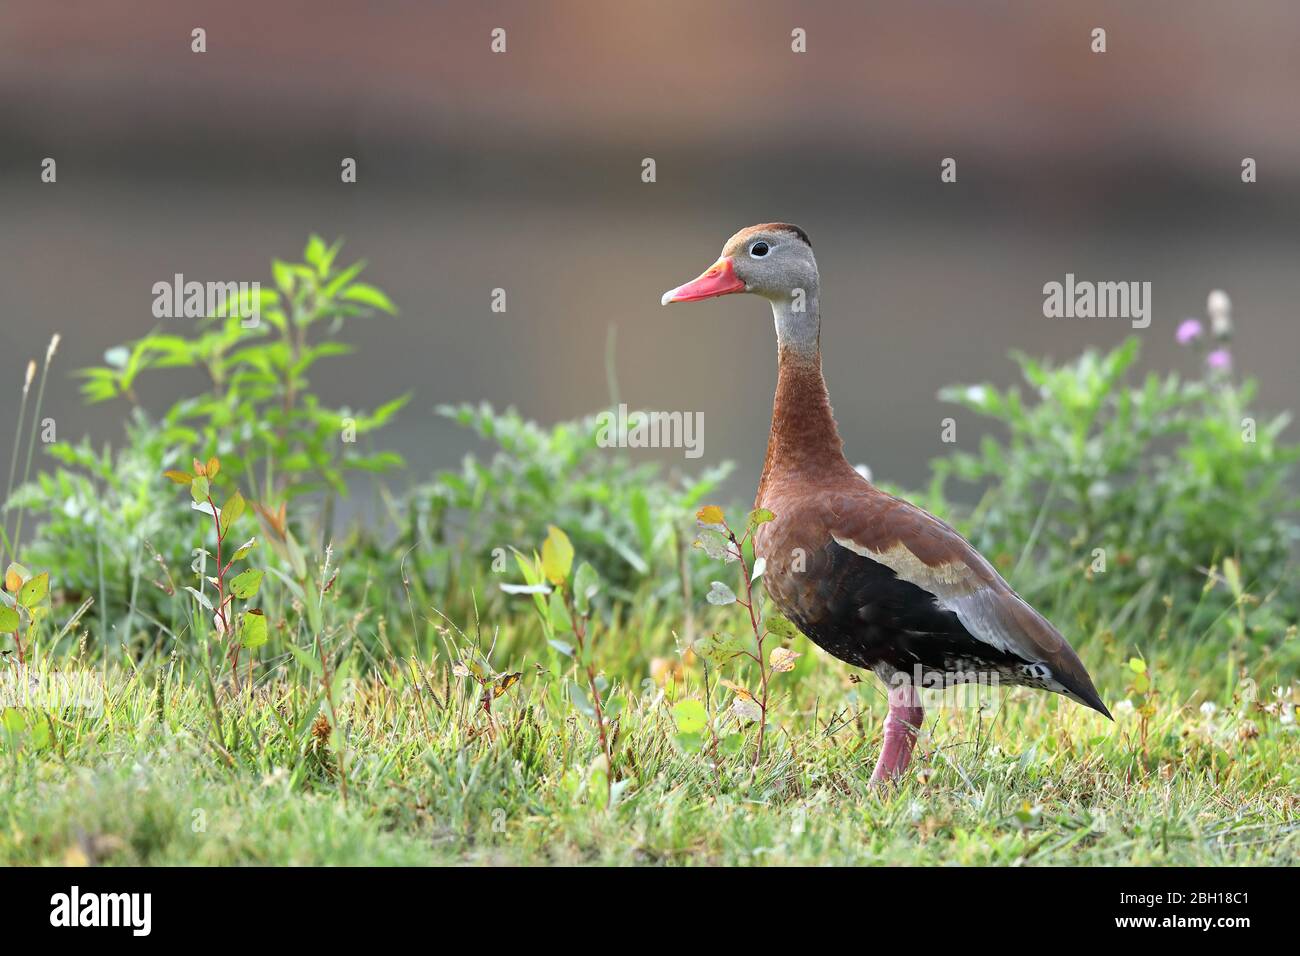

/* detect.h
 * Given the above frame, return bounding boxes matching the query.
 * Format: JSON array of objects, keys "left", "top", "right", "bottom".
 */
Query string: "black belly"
[{"left": 767, "top": 539, "right": 1033, "bottom": 683}]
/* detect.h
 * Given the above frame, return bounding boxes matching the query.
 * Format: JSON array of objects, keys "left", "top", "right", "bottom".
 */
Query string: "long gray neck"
[{"left": 770, "top": 282, "right": 821, "bottom": 357}]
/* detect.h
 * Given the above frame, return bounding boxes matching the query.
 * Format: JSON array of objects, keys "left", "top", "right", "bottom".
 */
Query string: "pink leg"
[{"left": 870, "top": 681, "right": 924, "bottom": 785}]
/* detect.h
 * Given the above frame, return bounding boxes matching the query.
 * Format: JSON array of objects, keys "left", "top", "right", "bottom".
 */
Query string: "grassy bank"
[{"left": 2, "top": 596, "right": 1294, "bottom": 866}]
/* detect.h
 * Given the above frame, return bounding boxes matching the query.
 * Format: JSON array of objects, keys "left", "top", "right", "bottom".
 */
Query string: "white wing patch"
[{"left": 831, "top": 535, "right": 979, "bottom": 600}]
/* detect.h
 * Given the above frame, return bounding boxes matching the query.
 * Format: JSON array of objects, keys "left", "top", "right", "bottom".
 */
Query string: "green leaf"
[
  {"left": 272, "top": 259, "right": 296, "bottom": 294},
  {"left": 229, "top": 569, "right": 264, "bottom": 600},
  {"left": 548, "top": 590, "right": 573, "bottom": 633},
  {"left": 747, "top": 507, "right": 775, "bottom": 528},
  {"left": 18, "top": 572, "right": 48, "bottom": 609},
  {"left": 0, "top": 606, "right": 19, "bottom": 633},
  {"left": 573, "top": 562, "right": 600, "bottom": 615},
  {"left": 241, "top": 609, "right": 268, "bottom": 649},
  {"left": 190, "top": 475, "right": 209, "bottom": 503},
  {"left": 184, "top": 586, "right": 213, "bottom": 612},
  {"left": 691, "top": 631, "right": 745, "bottom": 666},
  {"left": 672, "top": 699, "right": 707, "bottom": 734},
  {"left": 765, "top": 612, "right": 798, "bottom": 640},
  {"left": 304, "top": 235, "right": 329, "bottom": 273},
  {"left": 230, "top": 537, "right": 258, "bottom": 562},
  {"left": 341, "top": 283, "right": 397, "bottom": 314},
  {"left": 321, "top": 259, "right": 366, "bottom": 299},
  {"left": 719, "top": 732, "right": 746, "bottom": 756},
  {"left": 567, "top": 680, "right": 594, "bottom": 718},
  {"left": 287, "top": 642, "right": 324, "bottom": 679},
  {"left": 221, "top": 491, "right": 246, "bottom": 527},
  {"left": 541, "top": 525, "right": 574, "bottom": 585},
  {"left": 1129, "top": 658, "right": 1147, "bottom": 675},
  {"left": 675, "top": 731, "right": 704, "bottom": 753}
]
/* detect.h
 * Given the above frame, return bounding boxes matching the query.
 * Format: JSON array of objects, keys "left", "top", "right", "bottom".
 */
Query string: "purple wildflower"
[
  {"left": 1206, "top": 348, "right": 1232, "bottom": 372},
  {"left": 1176, "top": 318, "right": 1203, "bottom": 345}
]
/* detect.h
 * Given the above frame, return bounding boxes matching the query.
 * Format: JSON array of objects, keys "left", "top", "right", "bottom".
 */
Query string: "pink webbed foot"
[{"left": 870, "top": 681, "right": 924, "bottom": 786}]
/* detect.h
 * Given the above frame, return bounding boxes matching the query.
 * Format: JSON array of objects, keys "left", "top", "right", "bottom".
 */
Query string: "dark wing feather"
[{"left": 826, "top": 488, "right": 1110, "bottom": 718}]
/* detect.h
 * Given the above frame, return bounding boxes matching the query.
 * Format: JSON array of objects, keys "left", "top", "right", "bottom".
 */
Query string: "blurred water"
[
  {"left": 2, "top": 0, "right": 1298, "bottom": 510},
  {"left": 3, "top": 178, "right": 1297, "bottom": 509}
]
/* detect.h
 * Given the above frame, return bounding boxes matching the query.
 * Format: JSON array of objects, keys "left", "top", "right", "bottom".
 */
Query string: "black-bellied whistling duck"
[{"left": 662, "top": 223, "right": 1111, "bottom": 784}]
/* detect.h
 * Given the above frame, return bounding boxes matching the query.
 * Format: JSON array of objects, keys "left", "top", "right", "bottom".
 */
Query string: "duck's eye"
[{"left": 749, "top": 241, "right": 770, "bottom": 258}]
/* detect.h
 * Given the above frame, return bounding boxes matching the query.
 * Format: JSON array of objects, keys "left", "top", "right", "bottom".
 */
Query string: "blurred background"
[{"left": 3, "top": 0, "right": 1299, "bottom": 498}]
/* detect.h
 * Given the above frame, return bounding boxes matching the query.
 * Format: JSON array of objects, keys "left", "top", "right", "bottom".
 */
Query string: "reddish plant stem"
[
  {"left": 206, "top": 493, "right": 240, "bottom": 693},
  {"left": 572, "top": 598, "right": 612, "bottom": 797},
  {"left": 316, "top": 631, "right": 349, "bottom": 806},
  {"left": 729, "top": 525, "right": 769, "bottom": 767}
]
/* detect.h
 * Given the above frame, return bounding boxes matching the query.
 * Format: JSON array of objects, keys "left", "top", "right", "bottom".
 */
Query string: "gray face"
[{"left": 722, "top": 227, "right": 819, "bottom": 301}]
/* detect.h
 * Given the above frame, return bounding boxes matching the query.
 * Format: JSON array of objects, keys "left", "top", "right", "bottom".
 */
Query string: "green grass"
[{"left": 2, "top": 598, "right": 1294, "bottom": 866}]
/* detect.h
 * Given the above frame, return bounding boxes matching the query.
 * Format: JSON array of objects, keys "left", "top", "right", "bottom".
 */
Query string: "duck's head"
[{"left": 661, "top": 223, "right": 817, "bottom": 307}]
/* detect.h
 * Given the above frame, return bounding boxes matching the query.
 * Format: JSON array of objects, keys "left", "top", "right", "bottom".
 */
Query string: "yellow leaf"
[
  {"left": 541, "top": 525, "right": 574, "bottom": 585},
  {"left": 3, "top": 565, "right": 25, "bottom": 593},
  {"left": 769, "top": 646, "right": 801, "bottom": 673},
  {"left": 492, "top": 672, "right": 522, "bottom": 698},
  {"left": 163, "top": 470, "right": 193, "bottom": 485},
  {"left": 720, "top": 678, "right": 755, "bottom": 702},
  {"left": 192, "top": 458, "right": 207, "bottom": 477},
  {"left": 696, "top": 505, "right": 725, "bottom": 526},
  {"left": 206, "top": 456, "right": 221, "bottom": 479}
]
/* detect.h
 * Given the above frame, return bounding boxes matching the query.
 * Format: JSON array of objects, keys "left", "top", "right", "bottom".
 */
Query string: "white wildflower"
[{"left": 1206, "top": 289, "right": 1231, "bottom": 319}]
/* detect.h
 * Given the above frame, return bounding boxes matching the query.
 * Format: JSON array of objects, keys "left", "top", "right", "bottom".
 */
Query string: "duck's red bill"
[{"left": 661, "top": 257, "right": 745, "bottom": 304}]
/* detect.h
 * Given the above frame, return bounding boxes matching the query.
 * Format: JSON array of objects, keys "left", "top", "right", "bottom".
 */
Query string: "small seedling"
[
  {"left": 164, "top": 456, "right": 264, "bottom": 690},
  {"left": 0, "top": 564, "right": 51, "bottom": 667},
  {"left": 691, "top": 505, "right": 800, "bottom": 766}
]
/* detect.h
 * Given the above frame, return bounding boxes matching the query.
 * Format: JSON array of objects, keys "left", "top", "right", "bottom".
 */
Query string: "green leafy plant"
[
  {"left": 409, "top": 403, "right": 730, "bottom": 605},
  {"left": 1124, "top": 656, "right": 1158, "bottom": 754},
  {"left": 507, "top": 525, "right": 619, "bottom": 801},
  {"left": 164, "top": 455, "right": 263, "bottom": 689},
  {"left": 931, "top": 335, "right": 1298, "bottom": 631},
  {"left": 9, "top": 239, "right": 408, "bottom": 647},
  {"left": 0, "top": 564, "right": 51, "bottom": 667},
  {"left": 8, "top": 409, "right": 207, "bottom": 640},
  {"left": 689, "top": 505, "right": 800, "bottom": 766},
  {"left": 75, "top": 236, "right": 407, "bottom": 503}
]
